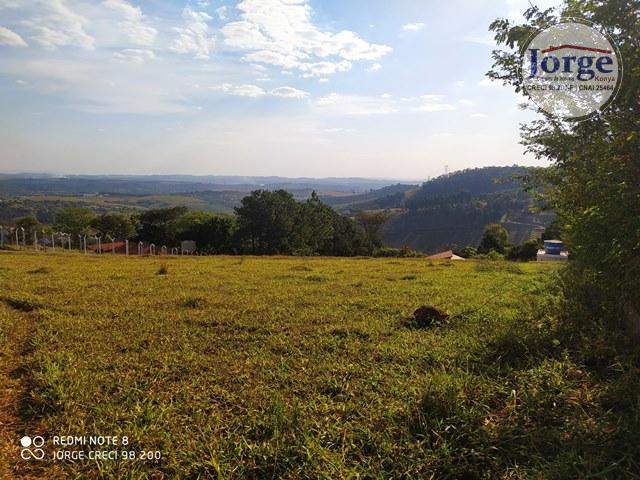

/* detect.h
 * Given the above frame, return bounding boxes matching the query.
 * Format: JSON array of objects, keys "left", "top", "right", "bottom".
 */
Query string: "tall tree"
[
  {"left": 478, "top": 223, "right": 509, "bottom": 254},
  {"left": 488, "top": 1, "right": 640, "bottom": 333},
  {"left": 293, "top": 191, "right": 336, "bottom": 255},
  {"left": 355, "top": 210, "right": 390, "bottom": 255},
  {"left": 14, "top": 216, "right": 40, "bottom": 242},
  {"left": 91, "top": 213, "right": 137, "bottom": 240},
  {"left": 54, "top": 208, "right": 95, "bottom": 236},
  {"left": 178, "top": 212, "right": 237, "bottom": 254},
  {"left": 235, "top": 190, "right": 298, "bottom": 254},
  {"left": 136, "top": 207, "right": 188, "bottom": 246}
]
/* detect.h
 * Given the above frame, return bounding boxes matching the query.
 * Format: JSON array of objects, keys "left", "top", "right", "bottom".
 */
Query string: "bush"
[
  {"left": 373, "top": 246, "right": 424, "bottom": 258},
  {"left": 507, "top": 240, "right": 540, "bottom": 262}
]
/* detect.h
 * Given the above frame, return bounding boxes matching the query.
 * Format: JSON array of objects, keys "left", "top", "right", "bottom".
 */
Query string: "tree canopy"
[{"left": 488, "top": 0, "right": 640, "bottom": 333}]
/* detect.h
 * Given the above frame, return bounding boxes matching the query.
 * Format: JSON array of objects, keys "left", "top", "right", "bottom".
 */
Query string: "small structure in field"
[
  {"left": 537, "top": 240, "right": 569, "bottom": 262},
  {"left": 426, "top": 250, "right": 466, "bottom": 261},
  {"left": 181, "top": 240, "right": 196, "bottom": 254}
]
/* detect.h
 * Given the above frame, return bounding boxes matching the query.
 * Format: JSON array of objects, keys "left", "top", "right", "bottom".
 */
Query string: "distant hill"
[
  {"left": 321, "top": 183, "right": 418, "bottom": 212},
  {"left": 0, "top": 174, "right": 401, "bottom": 197},
  {"left": 0, "top": 168, "right": 553, "bottom": 253},
  {"left": 379, "top": 166, "right": 554, "bottom": 253}
]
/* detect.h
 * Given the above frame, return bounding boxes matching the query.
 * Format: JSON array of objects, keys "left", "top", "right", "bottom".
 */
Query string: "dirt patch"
[{"left": 2, "top": 297, "right": 42, "bottom": 313}]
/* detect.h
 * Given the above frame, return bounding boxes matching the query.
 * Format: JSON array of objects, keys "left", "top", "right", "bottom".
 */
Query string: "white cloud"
[
  {"left": 221, "top": 0, "right": 391, "bottom": 77},
  {"left": 367, "top": 63, "right": 382, "bottom": 72},
  {"left": 216, "top": 6, "right": 228, "bottom": 20},
  {"left": 0, "top": 25, "right": 27, "bottom": 47},
  {"left": 459, "top": 98, "right": 474, "bottom": 106},
  {"left": 170, "top": 7, "right": 215, "bottom": 59},
  {"left": 470, "top": 113, "right": 488, "bottom": 118},
  {"left": 211, "top": 83, "right": 309, "bottom": 99},
  {"left": 22, "top": 0, "right": 94, "bottom": 50},
  {"left": 298, "top": 60, "right": 352, "bottom": 78},
  {"left": 412, "top": 94, "right": 455, "bottom": 112},
  {"left": 454, "top": 80, "right": 465, "bottom": 87},
  {"left": 316, "top": 93, "right": 397, "bottom": 115},
  {"left": 269, "top": 86, "right": 309, "bottom": 99},
  {"left": 211, "top": 83, "right": 266, "bottom": 97},
  {"left": 402, "top": 22, "right": 425, "bottom": 32},
  {"left": 316, "top": 92, "right": 456, "bottom": 116},
  {"left": 0, "top": 56, "right": 189, "bottom": 114},
  {"left": 112, "top": 48, "right": 155, "bottom": 64},
  {"left": 102, "top": 0, "right": 157, "bottom": 46}
]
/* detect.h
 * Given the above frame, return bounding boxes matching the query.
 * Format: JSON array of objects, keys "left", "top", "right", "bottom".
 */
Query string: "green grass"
[{"left": 0, "top": 252, "right": 638, "bottom": 479}]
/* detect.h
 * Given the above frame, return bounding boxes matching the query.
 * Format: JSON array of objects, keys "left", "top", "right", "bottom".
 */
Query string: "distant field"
[{"left": 0, "top": 253, "right": 635, "bottom": 478}]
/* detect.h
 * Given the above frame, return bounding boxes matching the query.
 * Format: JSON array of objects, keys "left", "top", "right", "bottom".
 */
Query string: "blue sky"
[{"left": 0, "top": 0, "right": 561, "bottom": 179}]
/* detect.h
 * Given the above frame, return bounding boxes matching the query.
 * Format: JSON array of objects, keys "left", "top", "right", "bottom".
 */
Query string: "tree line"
[{"left": 8, "top": 190, "right": 393, "bottom": 256}]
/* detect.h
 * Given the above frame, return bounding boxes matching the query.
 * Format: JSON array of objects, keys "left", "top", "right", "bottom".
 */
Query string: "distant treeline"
[{"left": 6, "top": 190, "right": 395, "bottom": 256}]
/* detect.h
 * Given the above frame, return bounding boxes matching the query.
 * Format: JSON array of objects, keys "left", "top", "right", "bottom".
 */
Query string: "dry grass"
[{"left": 0, "top": 251, "right": 637, "bottom": 479}]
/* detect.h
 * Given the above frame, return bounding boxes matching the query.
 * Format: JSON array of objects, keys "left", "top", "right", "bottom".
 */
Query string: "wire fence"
[{"left": 0, "top": 227, "right": 198, "bottom": 256}]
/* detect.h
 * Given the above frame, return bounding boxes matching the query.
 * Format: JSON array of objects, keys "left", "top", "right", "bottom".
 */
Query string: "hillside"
[{"left": 380, "top": 167, "right": 554, "bottom": 253}]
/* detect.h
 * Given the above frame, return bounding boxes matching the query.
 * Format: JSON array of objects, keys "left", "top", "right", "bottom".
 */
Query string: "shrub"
[{"left": 507, "top": 240, "right": 540, "bottom": 262}]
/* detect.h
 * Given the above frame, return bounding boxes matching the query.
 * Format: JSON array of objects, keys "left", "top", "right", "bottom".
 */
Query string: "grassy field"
[{"left": 0, "top": 252, "right": 638, "bottom": 479}]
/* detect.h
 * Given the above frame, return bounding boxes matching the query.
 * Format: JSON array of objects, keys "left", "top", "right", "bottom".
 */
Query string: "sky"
[{"left": 0, "top": 0, "right": 562, "bottom": 179}]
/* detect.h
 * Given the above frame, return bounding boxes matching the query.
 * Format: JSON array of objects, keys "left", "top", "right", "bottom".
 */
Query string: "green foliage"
[
  {"left": 405, "top": 166, "right": 526, "bottom": 210},
  {"left": 136, "top": 206, "right": 188, "bottom": 246},
  {"left": 177, "top": 212, "right": 236, "bottom": 254},
  {"left": 235, "top": 190, "right": 367, "bottom": 256},
  {"left": 457, "top": 246, "right": 478, "bottom": 258},
  {"left": 355, "top": 210, "right": 390, "bottom": 254},
  {"left": 54, "top": 207, "right": 95, "bottom": 236},
  {"left": 507, "top": 239, "right": 541, "bottom": 261},
  {"left": 14, "top": 215, "right": 41, "bottom": 240},
  {"left": 478, "top": 223, "right": 509, "bottom": 254},
  {"left": 541, "top": 218, "right": 563, "bottom": 241},
  {"left": 489, "top": 0, "right": 640, "bottom": 333},
  {"left": 373, "top": 246, "right": 424, "bottom": 258},
  {"left": 386, "top": 186, "right": 553, "bottom": 253},
  {"left": 235, "top": 190, "right": 298, "bottom": 254},
  {"left": 90, "top": 213, "right": 137, "bottom": 240}
]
